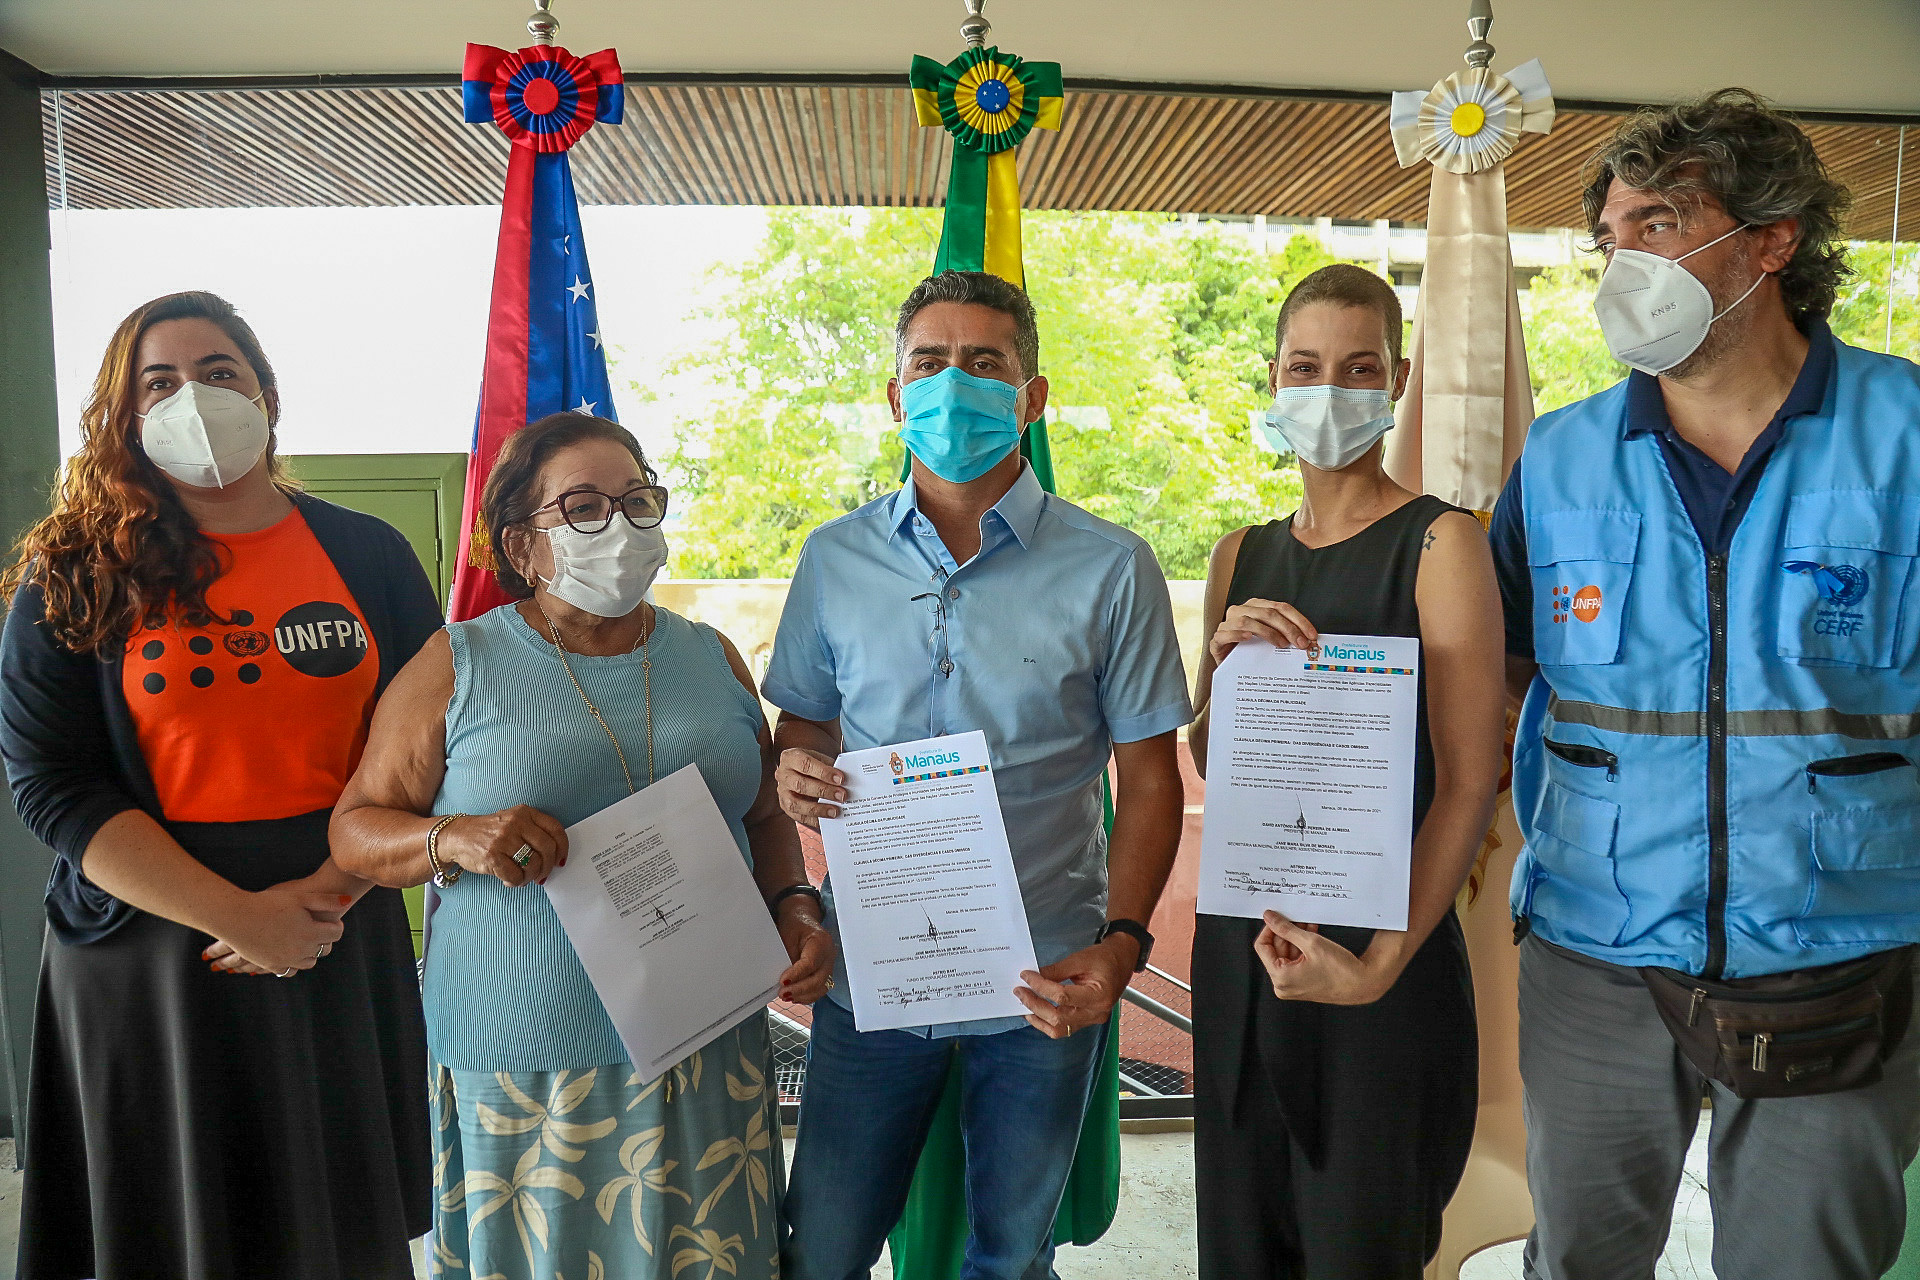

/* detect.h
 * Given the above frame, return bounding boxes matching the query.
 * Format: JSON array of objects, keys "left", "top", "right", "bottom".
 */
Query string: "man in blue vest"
[{"left": 1491, "top": 89, "right": 1920, "bottom": 1279}]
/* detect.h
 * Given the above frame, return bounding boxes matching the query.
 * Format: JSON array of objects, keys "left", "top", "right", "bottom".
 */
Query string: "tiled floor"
[
  {"left": 1460, "top": 1122, "right": 1715, "bottom": 1279},
  {"left": 817, "top": 1131, "right": 1204, "bottom": 1280},
  {"left": 0, "top": 1124, "right": 1722, "bottom": 1280}
]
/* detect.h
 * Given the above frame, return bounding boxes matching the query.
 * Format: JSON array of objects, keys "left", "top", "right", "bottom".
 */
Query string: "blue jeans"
[{"left": 782, "top": 995, "right": 1108, "bottom": 1280}]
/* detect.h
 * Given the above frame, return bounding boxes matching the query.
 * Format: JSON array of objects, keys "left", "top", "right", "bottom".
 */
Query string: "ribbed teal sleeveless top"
[{"left": 422, "top": 603, "right": 763, "bottom": 1071}]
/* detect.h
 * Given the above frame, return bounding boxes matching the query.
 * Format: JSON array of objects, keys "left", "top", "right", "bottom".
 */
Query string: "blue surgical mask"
[{"left": 898, "top": 366, "right": 1032, "bottom": 484}]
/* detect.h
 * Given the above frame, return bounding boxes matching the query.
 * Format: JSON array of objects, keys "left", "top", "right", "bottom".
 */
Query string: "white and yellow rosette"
[{"left": 1389, "top": 57, "right": 1554, "bottom": 173}]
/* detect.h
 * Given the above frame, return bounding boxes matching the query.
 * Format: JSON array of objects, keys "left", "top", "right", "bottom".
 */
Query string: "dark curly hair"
[
  {"left": 1580, "top": 88, "right": 1852, "bottom": 323},
  {"left": 481, "top": 413, "right": 658, "bottom": 600},
  {"left": 1, "top": 291, "right": 293, "bottom": 655}
]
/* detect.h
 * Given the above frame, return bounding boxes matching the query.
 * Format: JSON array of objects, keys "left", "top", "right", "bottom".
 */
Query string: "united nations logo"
[
  {"left": 223, "top": 629, "right": 271, "bottom": 658},
  {"left": 890, "top": 751, "right": 904, "bottom": 776},
  {"left": 1783, "top": 560, "right": 1870, "bottom": 608}
]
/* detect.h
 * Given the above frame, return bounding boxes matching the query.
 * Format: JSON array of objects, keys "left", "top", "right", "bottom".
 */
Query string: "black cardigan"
[{"left": 1, "top": 493, "right": 444, "bottom": 944}]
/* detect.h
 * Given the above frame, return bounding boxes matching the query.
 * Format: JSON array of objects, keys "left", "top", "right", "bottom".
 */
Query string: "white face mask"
[
  {"left": 1259, "top": 385, "right": 1396, "bottom": 472},
  {"left": 1592, "top": 224, "right": 1768, "bottom": 375},
  {"left": 138, "top": 381, "right": 271, "bottom": 490},
  {"left": 538, "top": 519, "right": 668, "bottom": 618}
]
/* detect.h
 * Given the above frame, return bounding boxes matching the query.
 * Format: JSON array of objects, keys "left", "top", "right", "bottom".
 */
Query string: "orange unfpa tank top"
[{"left": 124, "top": 507, "right": 383, "bottom": 823}]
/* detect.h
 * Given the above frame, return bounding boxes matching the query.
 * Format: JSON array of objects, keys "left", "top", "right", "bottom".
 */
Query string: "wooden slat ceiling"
[{"left": 40, "top": 82, "right": 1920, "bottom": 239}]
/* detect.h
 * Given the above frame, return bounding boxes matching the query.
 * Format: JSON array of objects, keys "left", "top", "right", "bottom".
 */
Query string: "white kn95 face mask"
[
  {"left": 138, "top": 381, "right": 271, "bottom": 490},
  {"left": 1592, "top": 224, "right": 1767, "bottom": 375}
]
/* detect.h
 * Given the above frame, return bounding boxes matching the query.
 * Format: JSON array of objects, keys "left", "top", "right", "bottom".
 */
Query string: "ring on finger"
[
  {"left": 276, "top": 967, "right": 295, "bottom": 979},
  {"left": 511, "top": 843, "right": 534, "bottom": 867},
  {"left": 316, "top": 942, "right": 333, "bottom": 959}
]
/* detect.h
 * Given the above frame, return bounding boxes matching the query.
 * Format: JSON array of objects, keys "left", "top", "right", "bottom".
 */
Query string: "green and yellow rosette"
[{"left": 909, "top": 46, "right": 1063, "bottom": 285}]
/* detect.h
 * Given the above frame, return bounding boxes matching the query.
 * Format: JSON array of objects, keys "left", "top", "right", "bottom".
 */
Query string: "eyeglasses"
[{"left": 528, "top": 485, "right": 670, "bottom": 534}]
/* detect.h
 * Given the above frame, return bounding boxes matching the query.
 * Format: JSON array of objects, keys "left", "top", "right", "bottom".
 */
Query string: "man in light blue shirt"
[{"left": 768, "top": 270, "right": 1190, "bottom": 1280}]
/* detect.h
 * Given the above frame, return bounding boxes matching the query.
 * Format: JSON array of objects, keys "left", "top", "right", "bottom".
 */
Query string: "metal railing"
[{"left": 1115, "top": 963, "right": 1195, "bottom": 1108}]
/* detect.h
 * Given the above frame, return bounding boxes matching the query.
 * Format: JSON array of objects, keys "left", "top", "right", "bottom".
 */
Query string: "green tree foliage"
[
  {"left": 660, "top": 209, "right": 940, "bottom": 579},
  {"left": 1519, "top": 262, "right": 1628, "bottom": 413},
  {"left": 1830, "top": 241, "right": 1920, "bottom": 359},
  {"left": 665, "top": 211, "right": 1343, "bottom": 579},
  {"left": 662, "top": 202, "right": 1920, "bottom": 581}
]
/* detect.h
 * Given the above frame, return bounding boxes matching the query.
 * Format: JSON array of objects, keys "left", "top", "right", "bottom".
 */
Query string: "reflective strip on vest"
[{"left": 1549, "top": 696, "right": 1920, "bottom": 741}]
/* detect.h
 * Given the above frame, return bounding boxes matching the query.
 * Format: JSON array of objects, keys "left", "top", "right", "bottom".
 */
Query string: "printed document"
[
  {"left": 1198, "top": 634, "right": 1420, "bottom": 930},
  {"left": 819, "top": 730, "right": 1038, "bottom": 1031},
  {"left": 544, "top": 763, "right": 790, "bottom": 1080}
]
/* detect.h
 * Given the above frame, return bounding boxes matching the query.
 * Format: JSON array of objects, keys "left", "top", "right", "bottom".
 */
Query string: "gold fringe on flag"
[{"left": 467, "top": 512, "right": 497, "bottom": 571}]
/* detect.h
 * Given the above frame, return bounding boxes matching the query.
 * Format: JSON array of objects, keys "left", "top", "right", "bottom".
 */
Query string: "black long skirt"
[
  {"left": 1191, "top": 912, "right": 1478, "bottom": 1280},
  {"left": 17, "top": 810, "right": 431, "bottom": 1280}
]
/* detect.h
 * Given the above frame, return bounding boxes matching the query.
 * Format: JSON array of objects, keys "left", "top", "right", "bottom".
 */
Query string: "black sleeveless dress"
[{"left": 1192, "top": 496, "right": 1478, "bottom": 1280}]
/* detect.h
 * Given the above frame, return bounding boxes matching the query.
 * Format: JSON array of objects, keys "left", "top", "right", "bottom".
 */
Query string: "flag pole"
[
  {"left": 959, "top": 0, "right": 989, "bottom": 47},
  {"left": 890, "top": 16, "right": 1105, "bottom": 1279},
  {"left": 526, "top": 0, "right": 557, "bottom": 46},
  {"left": 1383, "top": 3, "right": 1549, "bottom": 1275}
]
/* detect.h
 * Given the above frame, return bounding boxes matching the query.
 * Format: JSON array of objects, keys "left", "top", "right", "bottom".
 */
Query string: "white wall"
[{"left": 47, "top": 203, "right": 765, "bottom": 461}]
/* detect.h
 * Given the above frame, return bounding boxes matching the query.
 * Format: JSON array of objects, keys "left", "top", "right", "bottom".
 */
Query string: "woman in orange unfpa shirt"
[{"left": 0, "top": 292, "right": 442, "bottom": 1280}]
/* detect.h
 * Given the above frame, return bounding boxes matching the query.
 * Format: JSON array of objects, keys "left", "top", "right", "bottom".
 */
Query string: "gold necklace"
[{"left": 533, "top": 600, "right": 654, "bottom": 794}]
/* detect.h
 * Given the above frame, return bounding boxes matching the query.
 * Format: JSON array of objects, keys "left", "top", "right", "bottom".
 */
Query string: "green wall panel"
[
  {"left": 284, "top": 452, "right": 466, "bottom": 958},
  {"left": 283, "top": 453, "right": 467, "bottom": 609}
]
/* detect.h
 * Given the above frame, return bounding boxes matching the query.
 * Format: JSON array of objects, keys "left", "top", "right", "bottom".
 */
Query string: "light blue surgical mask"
[{"left": 898, "top": 366, "right": 1033, "bottom": 484}]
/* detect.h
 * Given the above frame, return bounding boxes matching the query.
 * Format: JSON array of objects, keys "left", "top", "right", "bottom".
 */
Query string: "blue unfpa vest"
[{"left": 1510, "top": 337, "right": 1920, "bottom": 978}]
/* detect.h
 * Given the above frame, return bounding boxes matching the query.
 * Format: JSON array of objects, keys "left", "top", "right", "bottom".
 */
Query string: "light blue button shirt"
[{"left": 764, "top": 463, "right": 1192, "bottom": 1036}]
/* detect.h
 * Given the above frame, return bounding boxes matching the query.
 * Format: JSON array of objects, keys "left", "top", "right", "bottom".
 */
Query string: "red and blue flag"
[{"left": 449, "top": 41, "right": 624, "bottom": 623}]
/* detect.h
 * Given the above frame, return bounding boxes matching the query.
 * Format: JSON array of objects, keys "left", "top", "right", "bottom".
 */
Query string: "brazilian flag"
[
  {"left": 887, "top": 41, "right": 1125, "bottom": 1280},
  {"left": 909, "top": 46, "right": 1063, "bottom": 285},
  {"left": 904, "top": 45, "right": 1064, "bottom": 490}
]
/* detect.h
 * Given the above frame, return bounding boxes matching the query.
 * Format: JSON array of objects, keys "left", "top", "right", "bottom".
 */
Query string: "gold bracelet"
[{"left": 427, "top": 814, "right": 466, "bottom": 888}]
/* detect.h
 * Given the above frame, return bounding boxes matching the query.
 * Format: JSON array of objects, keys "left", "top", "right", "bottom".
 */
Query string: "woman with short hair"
[
  {"left": 1188, "top": 264, "right": 1506, "bottom": 1279},
  {"left": 0, "top": 290, "right": 439, "bottom": 1279},
  {"left": 331, "top": 411, "right": 833, "bottom": 1280}
]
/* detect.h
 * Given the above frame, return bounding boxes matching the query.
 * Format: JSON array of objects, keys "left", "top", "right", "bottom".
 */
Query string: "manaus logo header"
[{"left": 890, "top": 751, "right": 904, "bottom": 776}]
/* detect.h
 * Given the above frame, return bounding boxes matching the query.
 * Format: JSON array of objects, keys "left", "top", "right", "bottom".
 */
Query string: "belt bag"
[{"left": 1640, "top": 946, "right": 1915, "bottom": 1099}]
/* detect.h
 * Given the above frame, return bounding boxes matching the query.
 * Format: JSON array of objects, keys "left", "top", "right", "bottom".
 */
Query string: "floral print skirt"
[{"left": 431, "top": 1015, "right": 783, "bottom": 1280}]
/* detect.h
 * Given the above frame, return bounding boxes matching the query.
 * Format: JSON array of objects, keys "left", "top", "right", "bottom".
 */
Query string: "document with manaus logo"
[
  {"left": 1198, "top": 634, "right": 1420, "bottom": 930},
  {"left": 819, "top": 730, "right": 1039, "bottom": 1031}
]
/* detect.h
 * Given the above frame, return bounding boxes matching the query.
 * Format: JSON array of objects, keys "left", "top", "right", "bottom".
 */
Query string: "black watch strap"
[
  {"left": 1097, "top": 918, "right": 1154, "bottom": 972},
  {"left": 770, "top": 883, "right": 825, "bottom": 916}
]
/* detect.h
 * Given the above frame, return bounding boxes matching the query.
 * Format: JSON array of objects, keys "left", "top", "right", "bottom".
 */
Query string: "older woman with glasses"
[{"left": 331, "top": 412, "right": 833, "bottom": 1280}]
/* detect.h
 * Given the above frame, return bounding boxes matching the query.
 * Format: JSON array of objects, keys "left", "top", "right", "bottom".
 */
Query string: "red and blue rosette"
[{"left": 462, "top": 43, "right": 624, "bottom": 153}]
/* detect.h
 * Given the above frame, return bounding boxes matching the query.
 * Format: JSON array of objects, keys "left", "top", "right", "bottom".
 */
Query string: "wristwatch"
[{"left": 1096, "top": 919, "right": 1155, "bottom": 972}]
